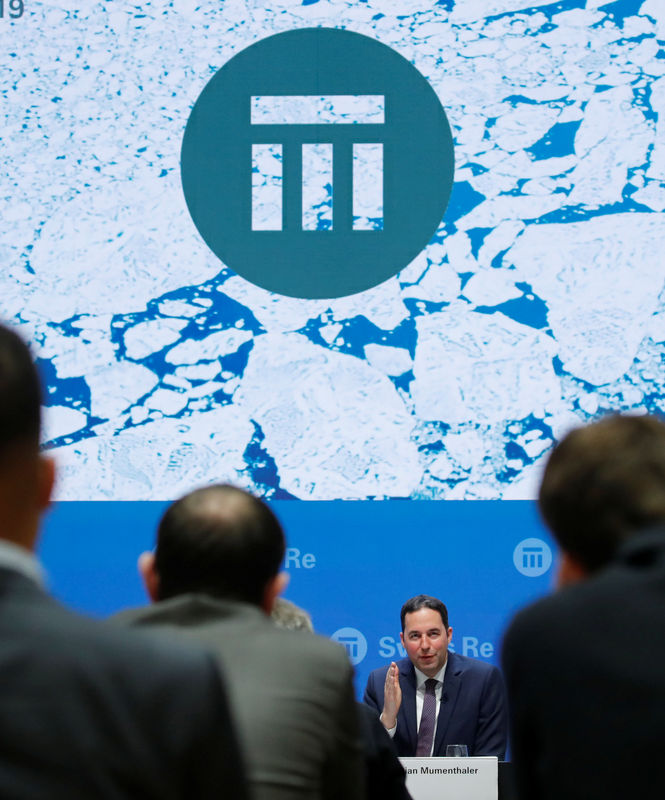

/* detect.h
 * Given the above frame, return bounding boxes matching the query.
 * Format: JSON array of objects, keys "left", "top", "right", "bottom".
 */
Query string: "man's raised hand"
[{"left": 380, "top": 661, "right": 402, "bottom": 730}]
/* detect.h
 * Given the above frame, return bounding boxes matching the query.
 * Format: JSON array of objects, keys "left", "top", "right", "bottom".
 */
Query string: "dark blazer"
[
  {"left": 357, "top": 703, "right": 412, "bottom": 800},
  {"left": 116, "top": 594, "right": 364, "bottom": 800},
  {"left": 363, "top": 652, "right": 507, "bottom": 759},
  {"left": 0, "top": 568, "right": 247, "bottom": 800},
  {"left": 502, "top": 528, "right": 665, "bottom": 800}
]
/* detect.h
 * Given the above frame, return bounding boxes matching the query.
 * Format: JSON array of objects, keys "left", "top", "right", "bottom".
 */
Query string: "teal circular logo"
[
  {"left": 513, "top": 538, "right": 553, "bottom": 578},
  {"left": 331, "top": 627, "right": 368, "bottom": 666},
  {"left": 181, "top": 28, "right": 454, "bottom": 299}
]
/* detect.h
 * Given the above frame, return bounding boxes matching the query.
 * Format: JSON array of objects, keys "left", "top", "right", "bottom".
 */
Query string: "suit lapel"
[
  {"left": 399, "top": 660, "right": 418, "bottom": 751},
  {"left": 433, "top": 652, "right": 462, "bottom": 755}
]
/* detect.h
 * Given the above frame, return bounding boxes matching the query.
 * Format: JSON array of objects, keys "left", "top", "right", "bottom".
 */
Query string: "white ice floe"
[
  {"left": 144, "top": 388, "right": 189, "bottom": 417},
  {"left": 646, "top": 77, "right": 665, "bottom": 183},
  {"left": 158, "top": 299, "right": 212, "bottom": 318},
  {"left": 364, "top": 344, "right": 413, "bottom": 377},
  {"left": 449, "top": 0, "right": 557, "bottom": 23},
  {"left": 412, "top": 304, "right": 560, "bottom": 425},
  {"left": 462, "top": 268, "right": 522, "bottom": 307},
  {"left": 124, "top": 318, "right": 189, "bottom": 360},
  {"left": 442, "top": 429, "right": 486, "bottom": 471},
  {"left": 86, "top": 361, "right": 159, "bottom": 420},
  {"left": 401, "top": 260, "right": 461, "bottom": 305},
  {"left": 175, "top": 363, "right": 223, "bottom": 381},
  {"left": 236, "top": 333, "right": 421, "bottom": 498},
  {"left": 500, "top": 454, "right": 550, "bottom": 500},
  {"left": 641, "top": 0, "right": 665, "bottom": 39},
  {"left": 219, "top": 277, "right": 330, "bottom": 333},
  {"left": 28, "top": 177, "right": 221, "bottom": 320},
  {"left": 568, "top": 86, "right": 653, "bottom": 208},
  {"left": 50, "top": 407, "right": 254, "bottom": 500},
  {"left": 506, "top": 213, "right": 665, "bottom": 386},
  {"left": 165, "top": 328, "right": 254, "bottom": 364},
  {"left": 42, "top": 405, "right": 87, "bottom": 443},
  {"left": 35, "top": 321, "right": 116, "bottom": 380}
]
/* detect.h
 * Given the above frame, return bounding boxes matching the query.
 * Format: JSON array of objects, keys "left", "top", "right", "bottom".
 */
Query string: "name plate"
[{"left": 399, "top": 757, "right": 498, "bottom": 800}]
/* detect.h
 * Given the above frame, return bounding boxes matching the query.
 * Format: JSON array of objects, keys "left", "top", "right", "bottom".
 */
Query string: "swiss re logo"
[
  {"left": 251, "top": 95, "right": 384, "bottom": 232},
  {"left": 181, "top": 28, "right": 454, "bottom": 299},
  {"left": 331, "top": 627, "right": 368, "bottom": 666},
  {"left": 513, "top": 538, "right": 553, "bottom": 578}
]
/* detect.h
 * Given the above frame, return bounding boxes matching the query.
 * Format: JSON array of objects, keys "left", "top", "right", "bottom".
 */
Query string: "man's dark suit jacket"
[
  {"left": 116, "top": 594, "right": 364, "bottom": 800},
  {"left": 502, "top": 528, "right": 665, "bottom": 800},
  {"left": 363, "top": 652, "right": 507, "bottom": 758},
  {"left": 0, "top": 567, "right": 247, "bottom": 800}
]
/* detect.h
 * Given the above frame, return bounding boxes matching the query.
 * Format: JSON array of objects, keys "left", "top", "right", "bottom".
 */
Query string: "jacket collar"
[
  {"left": 618, "top": 526, "right": 665, "bottom": 566},
  {"left": 118, "top": 593, "right": 268, "bottom": 627},
  {"left": 0, "top": 539, "right": 45, "bottom": 587}
]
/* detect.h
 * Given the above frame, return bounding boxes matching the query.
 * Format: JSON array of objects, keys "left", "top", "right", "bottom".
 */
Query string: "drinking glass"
[{"left": 445, "top": 744, "right": 469, "bottom": 757}]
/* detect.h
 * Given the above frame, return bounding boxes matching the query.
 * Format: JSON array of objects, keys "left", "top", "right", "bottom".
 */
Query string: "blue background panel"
[{"left": 39, "top": 499, "right": 555, "bottom": 696}]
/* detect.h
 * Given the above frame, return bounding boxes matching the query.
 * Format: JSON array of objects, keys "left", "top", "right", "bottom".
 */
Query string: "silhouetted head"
[
  {"left": 0, "top": 323, "right": 54, "bottom": 550},
  {"left": 540, "top": 414, "right": 665, "bottom": 576},
  {"left": 142, "top": 484, "right": 287, "bottom": 610},
  {"left": 0, "top": 323, "right": 42, "bottom": 460}
]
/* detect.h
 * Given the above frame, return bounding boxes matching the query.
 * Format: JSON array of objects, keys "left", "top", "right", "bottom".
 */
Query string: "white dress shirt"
[{"left": 386, "top": 659, "right": 448, "bottom": 756}]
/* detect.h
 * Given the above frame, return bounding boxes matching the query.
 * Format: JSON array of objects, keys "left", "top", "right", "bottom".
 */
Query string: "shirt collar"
[
  {"left": 0, "top": 539, "right": 46, "bottom": 587},
  {"left": 414, "top": 659, "right": 448, "bottom": 689}
]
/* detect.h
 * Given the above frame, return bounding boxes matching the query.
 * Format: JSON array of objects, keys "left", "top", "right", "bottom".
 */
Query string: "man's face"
[{"left": 400, "top": 607, "right": 453, "bottom": 678}]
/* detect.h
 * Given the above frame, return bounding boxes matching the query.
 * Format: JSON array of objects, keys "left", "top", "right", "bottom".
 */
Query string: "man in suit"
[
  {"left": 0, "top": 322, "right": 247, "bottom": 799},
  {"left": 116, "top": 483, "right": 364, "bottom": 800},
  {"left": 363, "top": 594, "right": 507, "bottom": 758},
  {"left": 502, "top": 414, "right": 665, "bottom": 799},
  {"left": 270, "top": 594, "right": 412, "bottom": 800}
]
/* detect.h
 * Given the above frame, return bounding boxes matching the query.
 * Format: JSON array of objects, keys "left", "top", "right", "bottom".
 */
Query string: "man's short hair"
[
  {"left": 0, "top": 324, "right": 41, "bottom": 460},
  {"left": 400, "top": 595, "right": 449, "bottom": 630},
  {"left": 539, "top": 413, "right": 665, "bottom": 572},
  {"left": 155, "top": 484, "right": 285, "bottom": 606}
]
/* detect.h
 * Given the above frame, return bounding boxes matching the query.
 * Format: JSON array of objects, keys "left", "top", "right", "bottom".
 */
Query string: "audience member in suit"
[
  {"left": 0, "top": 323, "right": 247, "bottom": 800},
  {"left": 364, "top": 595, "right": 507, "bottom": 758},
  {"left": 502, "top": 413, "right": 665, "bottom": 800},
  {"left": 271, "top": 595, "right": 412, "bottom": 800},
  {"left": 115, "top": 484, "right": 364, "bottom": 800}
]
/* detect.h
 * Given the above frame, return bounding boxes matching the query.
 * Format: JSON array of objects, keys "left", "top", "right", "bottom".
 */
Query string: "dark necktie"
[{"left": 416, "top": 678, "right": 438, "bottom": 756}]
